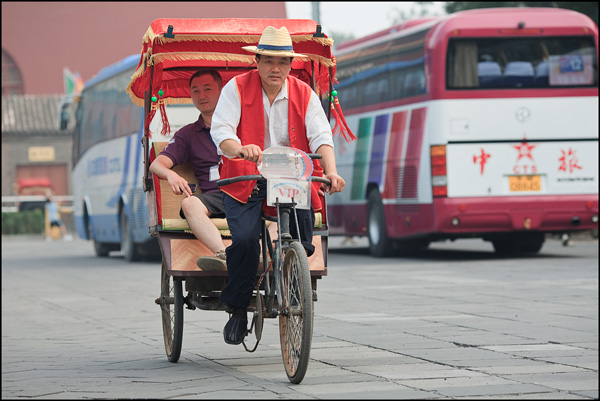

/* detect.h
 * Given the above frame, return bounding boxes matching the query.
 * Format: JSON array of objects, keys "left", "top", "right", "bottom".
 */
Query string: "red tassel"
[
  {"left": 159, "top": 100, "right": 170, "bottom": 137},
  {"left": 145, "top": 106, "right": 156, "bottom": 139},
  {"left": 330, "top": 102, "right": 341, "bottom": 134},
  {"left": 146, "top": 65, "right": 165, "bottom": 138},
  {"left": 331, "top": 96, "right": 356, "bottom": 142}
]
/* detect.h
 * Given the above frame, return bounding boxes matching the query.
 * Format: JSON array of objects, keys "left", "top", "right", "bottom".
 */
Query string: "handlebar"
[
  {"left": 217, "top": 175, "right": 331, "bottom": 187},
  {"left": 217, "top": 175, "right": 263, "bottom": 187},
  {"left": 220, "top": 152, "right": 328, "bottom": 187},
  {"left": 238, "top": 152, "right": 322, "bottom": 160}
]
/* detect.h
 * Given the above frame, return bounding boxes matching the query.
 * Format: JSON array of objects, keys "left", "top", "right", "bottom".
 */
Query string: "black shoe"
[{"left": 223, "top": 310, "right": 248, "bottom": 345}]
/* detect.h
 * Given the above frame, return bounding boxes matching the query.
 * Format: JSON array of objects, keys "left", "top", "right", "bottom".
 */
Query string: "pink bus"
[{"left": 328, "top": 8, "right": 598, "bottom": 256}]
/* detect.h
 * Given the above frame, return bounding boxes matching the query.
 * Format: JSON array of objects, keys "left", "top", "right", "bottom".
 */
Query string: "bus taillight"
[{"left": 431, "top": 145, "right": 447, "bottom": 197}]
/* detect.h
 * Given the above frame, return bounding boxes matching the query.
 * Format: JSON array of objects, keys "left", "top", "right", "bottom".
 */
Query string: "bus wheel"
[
  {"left": 367, "top": 190, "right": 395, "bottom": 257},
  {"left": 94, "top": 241, "right": 111, "bottom": 257},
  {"left": 87, "top": 214, "right": 110, "bottom": 257},
  {"left": 397, "top": 239, "right": 430, "bottom": 255},
  {"left": 120, "top": 209, "right": 141, "bottom": 262},
  {"left": 520, "top": 233, "right": 545, "bottom": 253},
  {"left": 491, "top": 236, "right": 519, "bottom": 256}
]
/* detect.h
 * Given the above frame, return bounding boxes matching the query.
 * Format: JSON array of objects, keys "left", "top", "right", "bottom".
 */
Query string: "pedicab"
[{"left": 126, "top": 18, "right": 353, "bottom": 384}]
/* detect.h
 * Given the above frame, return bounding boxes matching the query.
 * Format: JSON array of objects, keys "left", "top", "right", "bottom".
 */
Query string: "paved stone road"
[{"left": 2, "top": 234, "right": 598, "bottom": 399}]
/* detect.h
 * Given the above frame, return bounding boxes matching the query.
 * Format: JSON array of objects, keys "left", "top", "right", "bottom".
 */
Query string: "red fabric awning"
[
  {"left": 127, "top": 18, "right": 337, "bottom": 106},
  {"left": 15, "top": 177, "right": 53, "bottom": 191}
]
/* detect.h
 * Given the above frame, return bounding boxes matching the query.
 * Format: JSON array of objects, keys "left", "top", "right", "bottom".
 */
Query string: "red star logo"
[{"left": 513, "top": 142, "right": 536, "bottom": 162}]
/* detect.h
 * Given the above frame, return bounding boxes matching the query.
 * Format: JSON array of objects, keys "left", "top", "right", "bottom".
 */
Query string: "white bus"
[
  {"left": 329, "top": 8, "right": 599, "bottom": 256},
  {"left": 69, "top": 55, "right": 196, "bottom": 260}
]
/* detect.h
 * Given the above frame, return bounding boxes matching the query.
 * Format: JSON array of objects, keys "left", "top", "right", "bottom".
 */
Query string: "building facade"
[
  {"left": 1, "top": 2, "right": 287, "bottom": 197},
  {"left": 2, "top": 95, "right": 71, "bottom": 196}
]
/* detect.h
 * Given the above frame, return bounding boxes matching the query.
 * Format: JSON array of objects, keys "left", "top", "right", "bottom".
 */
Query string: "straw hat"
[{"left": 242, "top": 26, "right": 306, "bottom": 58}]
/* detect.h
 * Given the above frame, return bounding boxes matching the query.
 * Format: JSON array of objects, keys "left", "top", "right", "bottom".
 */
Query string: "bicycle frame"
[{"left": 217, "top": 173, "right": 330, "bottom": 320}]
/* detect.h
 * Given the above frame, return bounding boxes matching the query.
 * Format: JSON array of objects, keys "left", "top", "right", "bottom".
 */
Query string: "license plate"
[
  {"left": 266, "top": 178, "right": 310, "bottom": 209},
  {"left": 509, "top": 175, "right": 541, "bottom": 192}
]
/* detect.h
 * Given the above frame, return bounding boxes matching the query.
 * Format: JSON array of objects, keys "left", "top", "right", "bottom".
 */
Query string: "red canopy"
[{"left": 127, "top": 18, "right": 337, "bottom": 106}]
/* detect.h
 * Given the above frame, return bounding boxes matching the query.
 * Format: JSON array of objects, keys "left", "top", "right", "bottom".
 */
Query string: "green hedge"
[{"left": 2, "top": 210, "right": 45, "bottom": 235}]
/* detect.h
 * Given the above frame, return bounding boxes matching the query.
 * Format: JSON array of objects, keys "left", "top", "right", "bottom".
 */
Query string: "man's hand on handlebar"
[
  {"left": 239, "top": 144, "right": 263, "bottom": 165},
  {"left": 322, "top": 172, "right": 345, "bottom": 195}
]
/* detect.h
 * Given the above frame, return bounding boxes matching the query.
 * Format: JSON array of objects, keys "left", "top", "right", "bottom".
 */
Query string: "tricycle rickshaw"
[{"left": 126, "top": 18, "right": 350, "bottom": 384}]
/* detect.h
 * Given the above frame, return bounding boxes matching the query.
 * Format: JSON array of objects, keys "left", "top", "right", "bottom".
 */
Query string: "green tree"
[
  {"left": 328, "top": 30, "right": 356, "bottom": 49},
  {"left": 444, "top": 2, "right": 598, "bottom": 26},
  {"left": 389, "top": 2, "right": 441, "bottom": 25}
]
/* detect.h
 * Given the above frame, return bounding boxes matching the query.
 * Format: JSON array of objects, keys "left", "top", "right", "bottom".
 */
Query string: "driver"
[{"left": 209, "top": 26, "right": 345, "bottom": 345}]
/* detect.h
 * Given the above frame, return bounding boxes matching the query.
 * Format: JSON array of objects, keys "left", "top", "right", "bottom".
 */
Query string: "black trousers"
[{"left": 219, "top": 181, "right": 315, "bottom": 310}]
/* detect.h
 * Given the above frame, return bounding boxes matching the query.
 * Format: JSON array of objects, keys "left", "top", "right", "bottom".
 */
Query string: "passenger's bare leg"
[{"left": 181, "top": 196, "right": 226, "bottom": 254}]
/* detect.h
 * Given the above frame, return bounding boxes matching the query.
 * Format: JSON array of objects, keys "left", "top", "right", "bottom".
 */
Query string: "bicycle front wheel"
[{"left": 279, "top": 241, "right": 313, "bottom": 384}]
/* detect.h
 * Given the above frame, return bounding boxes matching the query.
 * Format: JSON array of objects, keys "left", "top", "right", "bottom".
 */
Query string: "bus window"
[
  {"left": 447, "top": 41, "right": 478, "bottom": 88},
  {"left": 391, "top": 69, "right": 406, "bottom": 100},
  {"left": 447, "top": 36, "right": 598, "bottom": 89},
  {"left": 338, "top": 84, "right": 357, "bottom": 110},
  {"left": 402, "top": 66, "right": 426, "bottom": 97},
  {"left": 363, "top": 72, "right": 389, "bottom": 105}
]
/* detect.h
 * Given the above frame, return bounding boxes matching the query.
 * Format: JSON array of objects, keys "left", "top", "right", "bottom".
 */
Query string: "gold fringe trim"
[
  {"left": 141, "top": 26, "right": 157, "bottom": 47},
  {"left": 150, "top": 51, "right": 335, "bottom": 67},
  {"left": 162, "top": 98, "right": 193, "bottom": 105},
  {"left": 146, "top": 32, "right": 333, "bottom": 47},
  {"left": 152, "top": 51, "right": 255, "bottom": 65}
]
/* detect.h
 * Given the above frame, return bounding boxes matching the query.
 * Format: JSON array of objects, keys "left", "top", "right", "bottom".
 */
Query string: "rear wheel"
[
  {"left": 120, "top": 208, "right": 141, "bottom": 261},
  {"left": 87, "top": 214, "right": 111, "bottom": 257},
  {"left": 520, "top": 233, "right": 545, "bottom": 253},
  {"left": 279, "top": 242, "right": 313, "bottom": 384},
  {"left": 492, "top": 236, "right": 520, "bottom": 256},
  {"left": 492, "top": 233, "right": 545, "bottom": 255},
  {"left": 367, "top": 190, "right": 395, "bottom": 257},
  {"left": 396, "top": 238, "right": 430, "bottom": 255},
  {"left": 159, "top": 260, "right": 183, "bottom": 362}
]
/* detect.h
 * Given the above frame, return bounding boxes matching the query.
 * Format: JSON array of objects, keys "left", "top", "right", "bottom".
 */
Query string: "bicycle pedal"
[{"left": 312, "top": 290, "right": 318, "bottom": 302}]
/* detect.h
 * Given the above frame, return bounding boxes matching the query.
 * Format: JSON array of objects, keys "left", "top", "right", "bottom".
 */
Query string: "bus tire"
[
  {"left": 87, "top": 214, "right": 110, "bottom": 257},
  {"left": 397, "top": 238, "right": 430, "bottom": 255},
  {"left": 94, "top": 241, "right": 111, "bottom": 257},
  {"left": 520, "top": 233, "right": 545, "bottom": 253},
  {"left": 367, "top": 190, "right": 395, "bottom": 257},
  {"left": 120, "top": 208, "right": 141, "bottom": 262},
  {"left": 491, "top": 236, "right": 519, "bottom": 256}
]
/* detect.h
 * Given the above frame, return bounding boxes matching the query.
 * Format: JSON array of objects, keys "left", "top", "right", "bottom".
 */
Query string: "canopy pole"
[
  {"left": 142, "top": 65, "right": 154, "bottom": 193},
  {"left": 328, "top": 66, "right": 333, "bottom": 121},
  {"left": 310, "top": 60, "right": 316, "bottom": 91}
]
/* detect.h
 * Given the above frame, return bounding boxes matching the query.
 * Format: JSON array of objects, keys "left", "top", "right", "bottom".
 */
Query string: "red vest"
[{"left": 220, "top": 70, "right": 323, "bottom": 211}]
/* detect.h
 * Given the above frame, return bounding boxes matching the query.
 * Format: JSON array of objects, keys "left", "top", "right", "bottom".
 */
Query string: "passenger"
[
  {"left": 149, "top": 69, "right": 228, "bottom": 269},
  {"left": 209, "top": 26, "right": 346, "bottom": 345}
]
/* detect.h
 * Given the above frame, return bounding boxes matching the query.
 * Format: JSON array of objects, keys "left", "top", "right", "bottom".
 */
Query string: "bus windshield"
[{"left": 447, "top": 36, "right": 598, "bottom": 89}]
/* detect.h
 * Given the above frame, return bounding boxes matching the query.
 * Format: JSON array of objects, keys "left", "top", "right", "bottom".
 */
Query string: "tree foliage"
[
  {"left": 444, "top": 2, "right": 598, "bottom": 26},
  {"left": 329, "top": 30, "right": 356, "bottom": 49}
]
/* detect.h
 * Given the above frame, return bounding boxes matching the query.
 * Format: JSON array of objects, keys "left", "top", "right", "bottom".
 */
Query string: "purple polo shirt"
[{"left": 160, "top": 116, "right": 220, "bottom": 194}]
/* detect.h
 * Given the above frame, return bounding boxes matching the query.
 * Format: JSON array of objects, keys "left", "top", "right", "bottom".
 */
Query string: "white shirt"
[{"left": 211, "top": 76, "right": 334, "bottom": 158}]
